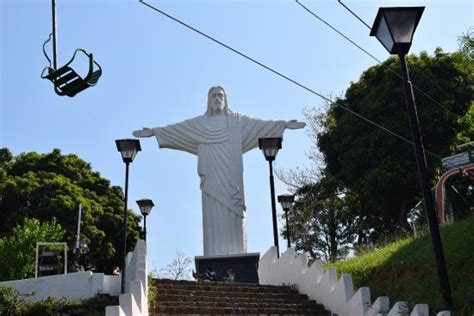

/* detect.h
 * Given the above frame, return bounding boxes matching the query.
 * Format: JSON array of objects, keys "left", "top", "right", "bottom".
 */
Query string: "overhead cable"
[
  {"left": 296, "top": 0, "right": 456, "bottom": 118},
  {"left": 337, "top": 0, "right": 372, "bottom": 30},
  {"left": 138, "top": 0, "right": 440, "bottom": 159},
  {"left": 336, "top": 0, "right": 452, "bottom": 101}
]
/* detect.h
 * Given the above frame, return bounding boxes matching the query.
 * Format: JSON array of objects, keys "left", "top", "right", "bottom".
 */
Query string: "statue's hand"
[
  {"left": 132, "top": 128, "right": 154, "bottom": 138},
  {"left": 286, "top": 120, "right": 306, "bottom": 130}
]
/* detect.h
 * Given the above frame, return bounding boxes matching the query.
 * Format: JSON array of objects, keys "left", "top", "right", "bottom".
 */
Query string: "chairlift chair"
[{"left": 41, "top": 0, "right": 102, "bottom": 97}]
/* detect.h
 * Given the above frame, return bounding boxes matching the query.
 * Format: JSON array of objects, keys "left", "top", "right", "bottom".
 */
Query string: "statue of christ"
[{"left": 133, "top": 86, "right": 305, "bottom": 256}]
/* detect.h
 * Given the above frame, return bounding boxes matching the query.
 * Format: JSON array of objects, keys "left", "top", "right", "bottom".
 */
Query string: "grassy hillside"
[{"left": 329, "top": 215, "right": 474, "bottom": 315}]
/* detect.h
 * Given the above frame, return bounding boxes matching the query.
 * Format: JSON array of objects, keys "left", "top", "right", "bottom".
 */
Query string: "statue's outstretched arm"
[
  {"left": 286, "top": 120, "right": 306, "bottom": 130},
  {"left": 132, "top": 127, "right": 154, "bottom": 138}
]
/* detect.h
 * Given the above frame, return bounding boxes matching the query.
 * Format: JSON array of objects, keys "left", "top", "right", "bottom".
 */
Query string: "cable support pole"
[
  {"left": 268, "top": 160, "right": 280, "bottom": 258},
  {"left": 399, "top": 54, "right": 453, "bottom": 309},
  {"left": 138, "top": 0, "right": 440, "bottom": 160},
  {"left": 121, "top": 162, "right": 130, "bottom": 294},
  {"left": 51, "top": 0, "right": 58, "bottom": 69}
]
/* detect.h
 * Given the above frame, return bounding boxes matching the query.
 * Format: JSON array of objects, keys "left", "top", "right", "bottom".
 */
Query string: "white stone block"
[
  {"left": 258, "top": 246, "right": 278, "bottom": 284},
  {"left": 119, "top": 293, "right": 140, "bottom": 316},
  {"left": 388, "top": 301, "right": 409, "bottom": 316},
  {"left": 106, "top": 306, "right": 125, "bottom": 316},
  {"left": 130, "top": 280, "right": 147, "bottom": 316},
  {"left": 410, "top": 304, "right": 429, "bottom": 316},
  {"left": 347, "top": 287, "right": 371, "bottom": 316},
  {"left": 104, "top": 275, "right": 121, "bottom": 296},
  {"left": 366, "top": 296, "right": 390, "bottom": 315},
  {"left": 329, "top": 274, "right": 353, "bottom": 316}
]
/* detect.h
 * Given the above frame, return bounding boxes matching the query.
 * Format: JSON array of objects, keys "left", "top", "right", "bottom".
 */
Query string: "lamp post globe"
[
  {"left": 370, "top": 7, "right": 424, "bottom": 55},
  {"left": 136, "top": 198, "right": 155, "bottom": 241},
  {"left": 278, "top": 194, "right": 294, "bottom": 249},
  {"left": 116, "top": 139, "right": 141, "bottom": 163},
  {"left": 258, "top": 137, "right": 283, "bottom": 257},
  {"left": 115, "top": 138, "right": 141, "bottom": 294},
  {"left": 258, "top": 137, "right": 282, "bottom": 162},
  {"left": 370, "top": 7, "right": 453, "bottom": 309}
]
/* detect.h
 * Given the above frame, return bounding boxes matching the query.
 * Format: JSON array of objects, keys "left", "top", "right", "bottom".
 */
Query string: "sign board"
[
  {"left": 441, "top": 149, "right": 474, "bottom": 172},
  {"left": 35, "top": 242, "right": 68, "bottom": 278}
]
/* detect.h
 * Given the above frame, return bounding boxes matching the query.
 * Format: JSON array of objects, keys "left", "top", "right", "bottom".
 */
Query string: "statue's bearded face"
[{"left": 210, "top": 89, "right": 225, "bottom": 113}]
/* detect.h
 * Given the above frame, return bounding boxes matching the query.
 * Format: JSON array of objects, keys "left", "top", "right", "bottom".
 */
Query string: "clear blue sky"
[{"left": 1, "top": 0, "right": 472, "bottom": 273}]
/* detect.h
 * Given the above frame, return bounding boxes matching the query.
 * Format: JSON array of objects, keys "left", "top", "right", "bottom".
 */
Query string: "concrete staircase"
[{"left": 150, "top": 279, "right": 331, "bottom": 315}]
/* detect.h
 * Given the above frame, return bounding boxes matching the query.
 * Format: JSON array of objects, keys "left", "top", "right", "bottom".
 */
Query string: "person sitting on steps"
[{"left": 203, "top": 267, "right": 217, "bottom": 282}]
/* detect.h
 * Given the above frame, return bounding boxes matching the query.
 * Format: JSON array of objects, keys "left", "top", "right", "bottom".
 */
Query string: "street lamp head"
[
  {"left": 278, "top": 194, "right": 294, "bottom": 212},
  {"left": 258, "top": 137, "right": 282, "bottom": 162},
  {"left": 136, "top": 198, "right": 155, "bottom": 216},
  {"left": 116, "top": 139, "right": 141, "bottom": 163},
  {"left": 370, "top": 6, "right": 424, "bottom": 55}
]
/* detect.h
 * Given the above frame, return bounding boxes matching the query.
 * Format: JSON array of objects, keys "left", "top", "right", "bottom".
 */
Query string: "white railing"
[
  {"left": 258, "top": 247, "right": 451, "bottom": 316},
  {"left": 106, "top": 240, "right": 148, "bottom": 316}
]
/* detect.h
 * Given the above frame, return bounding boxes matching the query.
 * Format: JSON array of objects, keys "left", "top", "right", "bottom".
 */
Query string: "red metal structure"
[{"left": 435, "top": 163, "right": 474, "bottom": 223}]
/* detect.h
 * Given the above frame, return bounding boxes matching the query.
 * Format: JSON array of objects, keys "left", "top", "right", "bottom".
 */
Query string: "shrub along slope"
[{"left": 330, "top": 215, "right": 474, "bottom": 314}]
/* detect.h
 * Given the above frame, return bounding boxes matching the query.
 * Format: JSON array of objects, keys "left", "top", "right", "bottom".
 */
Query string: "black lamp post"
[
  {"left": 136, "top": 198, "right": 154, "bottom": 241},
  {"left": 258, "top": 137, "right": 282, "bottom": 258},
  {"left": 115, "top": 138, "right": 141, "bottom": 294},
  {"left": 370, "top": 7, "right": 453, "bottom": 309},
  {"left": 278, "top": 194, "right": 294, "bottom": 249}
]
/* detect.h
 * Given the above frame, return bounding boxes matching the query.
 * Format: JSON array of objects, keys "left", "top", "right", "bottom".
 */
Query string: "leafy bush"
[
  {"left": 0, "top": 287, "right": 113, "bottom": 316},
  {"left": 0, "top": 218, "right": 64, "bottom": 281},
  {"left": 0, "top": 286, "right": 25, "bottom": 315}
]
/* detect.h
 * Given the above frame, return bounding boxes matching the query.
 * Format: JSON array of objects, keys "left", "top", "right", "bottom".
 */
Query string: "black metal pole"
[
  {"left": 284, "top": 210, "right": 291, "bottom": 248},
  {"left": 143, "top": 215, "right": 147, "bottom": 241},
  {"left": 51, "top": 0, "right": 57, "bottom": 69},
  {"left": 268, "top": 160, "right": 280, "bottom": 258},
  {"left": 399, "top": 54, "right": 453, "bottom": 309},
  {"left": 121, "top": 162, "right": 130, "bottom": 294}
]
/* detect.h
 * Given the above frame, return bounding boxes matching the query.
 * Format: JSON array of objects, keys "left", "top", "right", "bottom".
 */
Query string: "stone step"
[
  {"left": 150, "top": 306, "right": 331, "bottom": 315},
  {"left": 156, "top": 285, "right": 298, "bottom": 294},
  {"left": 151, "top": 314, "right": 328, "bottom": 316},
  {"left": 154, "top": 300, "right": 324, "bottom": 309},
  {"left": 151, "top": 278, "right": 331, "bottom": 315},
  {"left": 155, "top": 288, "right": 307, "bottom": 299},
  {"left": 154, "top": 280, "right": 298, "bottom": 294},
  {"left": 154, "top": 293, "right": 315, "bottom": 304}
]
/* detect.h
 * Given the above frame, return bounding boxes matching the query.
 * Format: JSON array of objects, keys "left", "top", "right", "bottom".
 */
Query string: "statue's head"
[{"left": 205, "top": 86, "right": 231, "bottom": 116}]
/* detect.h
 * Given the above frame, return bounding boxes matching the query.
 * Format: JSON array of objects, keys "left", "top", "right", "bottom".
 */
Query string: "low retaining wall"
[
  {"left": 258, "top": 247, "right": 451, "bottom": 316},
  {"left": 0, "top": 241, "right": 147, "bottom": 316},
  {"left": 106, "top": 240, "right": 148, "bottom": 316},
  {"left": 0, "top": 271, "right": 120, "bottom": 302}
]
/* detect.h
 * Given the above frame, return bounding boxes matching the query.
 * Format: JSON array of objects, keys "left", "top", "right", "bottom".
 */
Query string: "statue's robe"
[{"left": 152, "top": 112, "right": 286, "bottom": 256}]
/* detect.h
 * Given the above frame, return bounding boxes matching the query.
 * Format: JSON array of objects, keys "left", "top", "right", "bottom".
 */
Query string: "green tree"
[
  {"left": 316, "top": 48, "right": 473, "bottom": 232},
  {"left": 458, "top": 28, "right": 474, "bottom": 59},
  {"left": 287, "top": 174, "right": 358, "bottom": 262},
  {"left": 0, "top": 148, "right": 142, "bottom": 274},
  {"left": 0, "top": 218, "right": 64, "bottom": 281}
]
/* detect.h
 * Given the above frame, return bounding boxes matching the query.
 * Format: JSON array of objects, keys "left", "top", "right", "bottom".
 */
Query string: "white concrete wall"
[
  {"left": 0, "top": 241, "right": 149, "bottom": 315},
  {"left": 106, "top": 240, "right": 148, "bottom": 316},
  {"left": 104, "top": 275, "right": 121, "bottom": 296},
  {"left": 258, "top": 247, "right": 451, "bottom": 316},
  {"left": 0, "top": 271, "right": 119, "bottom": 302}
]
